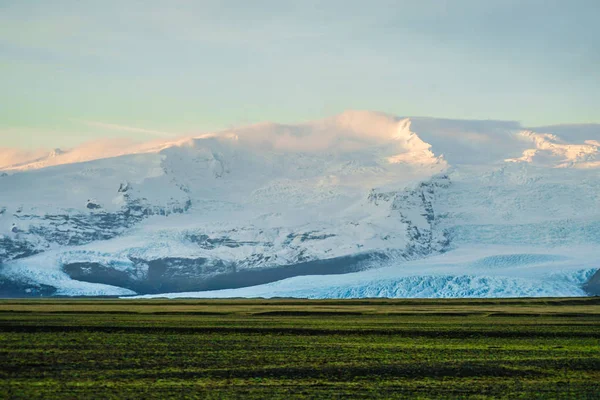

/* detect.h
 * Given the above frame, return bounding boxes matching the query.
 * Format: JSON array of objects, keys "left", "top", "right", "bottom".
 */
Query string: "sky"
[{"left": 1, "top": 0, "right": 599, "bottom": 149}]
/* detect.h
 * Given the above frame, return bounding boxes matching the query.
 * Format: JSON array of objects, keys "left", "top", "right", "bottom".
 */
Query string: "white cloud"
[{"left": 78, "top": 120, "right": 175, "bottom": 138}]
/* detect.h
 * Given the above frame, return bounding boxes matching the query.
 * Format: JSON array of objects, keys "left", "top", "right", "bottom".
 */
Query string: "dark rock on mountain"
[
  {"left": 583, "top": 269, "right": 600, "bottom": 296},
  {"left": 62, "top": 252, "right": 388, "bottom": 295}
]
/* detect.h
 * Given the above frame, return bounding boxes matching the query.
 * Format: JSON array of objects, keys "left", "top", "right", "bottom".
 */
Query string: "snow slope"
[{"left": 0, "top": 111, "right": 598, "bottom": 298}]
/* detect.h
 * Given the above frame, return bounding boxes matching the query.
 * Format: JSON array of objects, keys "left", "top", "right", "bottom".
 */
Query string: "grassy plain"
[{"left": 1, "top": 297, "right": 599, "bottom": 399}]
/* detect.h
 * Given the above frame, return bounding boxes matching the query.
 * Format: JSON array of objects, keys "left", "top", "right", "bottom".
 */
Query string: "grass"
[{"left": 1, "top": 297, "right": 599, "bottom": 399}]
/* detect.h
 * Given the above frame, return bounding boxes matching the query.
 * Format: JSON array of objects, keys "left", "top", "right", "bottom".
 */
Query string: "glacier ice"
[{"left": 0, "top": 111, "right": 598, "bottom": 298}]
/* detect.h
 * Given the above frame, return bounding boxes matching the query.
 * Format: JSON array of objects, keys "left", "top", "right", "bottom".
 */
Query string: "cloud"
[{"left": 77, "top": 120, "right": 175, "bottom": 138}]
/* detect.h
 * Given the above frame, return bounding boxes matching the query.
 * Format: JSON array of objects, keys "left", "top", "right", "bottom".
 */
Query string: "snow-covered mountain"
[{"left": 1, "top": 111, "right": 599, "bottom": 298}]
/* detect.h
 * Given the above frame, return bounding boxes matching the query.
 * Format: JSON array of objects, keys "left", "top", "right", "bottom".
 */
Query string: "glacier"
[
  {"left": 0, "top": 110, "right": 598, "bottom": 298},
  {"left": 131, "top": 246, "right": 600, "bottom": 299}
]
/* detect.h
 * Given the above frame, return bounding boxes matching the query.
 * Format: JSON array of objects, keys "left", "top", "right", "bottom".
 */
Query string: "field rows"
[{"left": 1, "top": 298, "right": 599, "bottom": 399}]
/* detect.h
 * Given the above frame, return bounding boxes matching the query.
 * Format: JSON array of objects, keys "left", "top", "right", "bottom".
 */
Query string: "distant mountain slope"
[{"left": 0, "top": 111, "right": 598, "bottom": 297}]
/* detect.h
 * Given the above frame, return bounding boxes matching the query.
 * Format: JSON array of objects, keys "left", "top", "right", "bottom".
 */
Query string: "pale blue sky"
[{"left": 1, "top": 0, "right": 599, "bottom": 148}]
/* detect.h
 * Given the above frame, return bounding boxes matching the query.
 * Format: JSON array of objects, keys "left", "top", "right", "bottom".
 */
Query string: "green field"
[{"left": 1, "top": 298, "right": 599, "bottom": 399}]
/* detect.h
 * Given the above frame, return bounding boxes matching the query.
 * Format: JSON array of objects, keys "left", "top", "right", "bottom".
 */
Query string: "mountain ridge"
[{"left": 2, "top": 111, "right": 598, "bottom": 172}]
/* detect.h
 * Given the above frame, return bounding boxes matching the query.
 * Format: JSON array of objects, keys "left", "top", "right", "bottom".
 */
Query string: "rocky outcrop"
[
  {"left": 583, "top": 269, "right": 600, "bottom": 296},
  {"left": 1, "top": 196, "right": 192, "bottom": 264},
  {"left": 61, "top": 252, "right": 387, "bottom": 295},
  {"left": 0, "top": 273, "right": 57, "bottom": 298},
  {"left": 369, "top": 174, "right": 452, "bottom": 258},
  {"left": 0, "top": 236, "right": 43, "bottom": 264}
]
